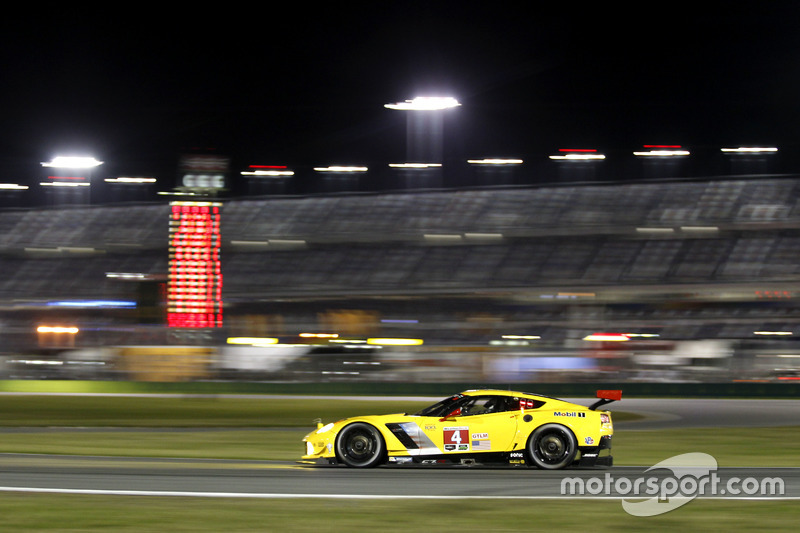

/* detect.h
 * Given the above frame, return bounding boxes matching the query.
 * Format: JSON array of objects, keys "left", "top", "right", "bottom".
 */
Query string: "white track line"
[{"left": 0, "top": 487, "right": 798, "bottom": 500}]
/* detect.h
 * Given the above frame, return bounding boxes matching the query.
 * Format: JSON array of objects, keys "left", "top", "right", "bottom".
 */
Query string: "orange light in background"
[
  {"left": 36, "top": 325, "right": 79, "bottom": 348},
  {"left": 226, "top": 337, "right": 279, "bottom": 345},
  {"left": 366, "top": 338, "right": 424, "bottom": 346},
  {"left": 37, "top": 326, "right": 79, "bottom": 334}
]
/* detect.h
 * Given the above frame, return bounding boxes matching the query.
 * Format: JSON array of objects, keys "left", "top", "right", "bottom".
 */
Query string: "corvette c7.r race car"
[{"left": 301, "top": 389, "right": 620, "bottom": 469}]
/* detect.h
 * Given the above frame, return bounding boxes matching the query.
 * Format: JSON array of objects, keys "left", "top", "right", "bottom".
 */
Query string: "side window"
[
  {"left": 515, "top": 398, "right": 546, "bottom": 410},
  {"left": 459, "top": 396, "right": 514, "bottom": 416}
]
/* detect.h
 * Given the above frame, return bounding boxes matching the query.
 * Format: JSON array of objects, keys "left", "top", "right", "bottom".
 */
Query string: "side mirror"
[{"left": 439, "top": 407, "right": 461, "bottom": 421}]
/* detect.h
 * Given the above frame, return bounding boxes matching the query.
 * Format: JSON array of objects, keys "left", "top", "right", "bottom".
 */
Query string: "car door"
[{"left": 421, "top": 395, "right": 520, "bottom": 454}]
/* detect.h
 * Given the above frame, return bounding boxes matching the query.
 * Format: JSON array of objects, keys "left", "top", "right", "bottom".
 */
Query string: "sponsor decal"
[
  {"left": 585, "top": 436, "right": 595, "bottom": 445},
  {"left": 554, "top": 412, "right": 586, "bottom": 418},
  {"left": 471, "top": 431, "right": 491, "bottom": 451},
  {"left": 388, "top": 457, "right": 413, "bottom": 463},
  {"left": 388, "top": 422, "right": 441, "bottom": 455},
  {"left": 509, "top": 452, "right": 525, "bottom": 458},
  {"left": 443, "top": 426, "right": 470, "bottom": 452},
  {"left": 472, "top": 440, "right": 491, "bottom": 451},
  {"left": 425, "top": 425, "right": 437, "bottom": 431}
]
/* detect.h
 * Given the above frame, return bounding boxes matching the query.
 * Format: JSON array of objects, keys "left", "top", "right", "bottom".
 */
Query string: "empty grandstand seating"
[{"left": 0, "top": 177, "right": 799, "bottom": 302}]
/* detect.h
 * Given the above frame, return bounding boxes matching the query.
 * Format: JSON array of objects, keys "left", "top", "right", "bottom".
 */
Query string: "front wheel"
[
  {"left": 527, "top": 424, "right": 577, "bottom": 470},
  {"left": 335, "top": 422, "right": 385, "bottom": 468}
]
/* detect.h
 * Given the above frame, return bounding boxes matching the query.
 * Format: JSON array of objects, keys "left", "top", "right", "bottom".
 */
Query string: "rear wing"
[{"left": 588, "top": 389, "right": 622, "bottom": 411}]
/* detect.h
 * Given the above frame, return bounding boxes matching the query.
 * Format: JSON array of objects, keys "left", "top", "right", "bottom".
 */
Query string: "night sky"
[{"left": 2, "top": 3, "right": 799, "bottom": 186}]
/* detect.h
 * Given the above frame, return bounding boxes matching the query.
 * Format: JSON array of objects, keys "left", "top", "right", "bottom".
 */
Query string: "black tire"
[
  {"left": 527, "top": 423, "right": 578, "bottom": 470},
  {"left": 335, "top": 422, "right": 385, "bottom": 468}
]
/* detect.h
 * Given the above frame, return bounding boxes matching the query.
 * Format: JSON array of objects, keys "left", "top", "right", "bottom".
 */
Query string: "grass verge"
[
  {"left": 0, "top": 495, "right": 796, "bottom": 532},
  {"left": 0, "top": 395, "right": 795, "bottom": 465},
  {"left": 0, "top": 395, "right": 642, "bottom": 427},
  {"left": 0, "top": 396, "right": 432, "bottom": 427},
  {"left": 1, "top": 426, "right": 798, "bottom": 466},
  {"left": 616, "top": 426, "right": 800, "bottom": 467},
  {"left": 0, "top": 395, "right": 796, "bottom": 531}
]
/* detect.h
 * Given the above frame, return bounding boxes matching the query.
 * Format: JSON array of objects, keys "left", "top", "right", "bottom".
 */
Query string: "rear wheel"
[
  {"left": 335, "top": 422, "right": 385, "bottom": 468},
  {"left": 527, "top": 424, "right": 577, "bottom": 470}
]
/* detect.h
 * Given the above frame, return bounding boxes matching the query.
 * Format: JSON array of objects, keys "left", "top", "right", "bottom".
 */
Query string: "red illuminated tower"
[{"left": 167, "top": 201, "right": 223, "bottom": 328}]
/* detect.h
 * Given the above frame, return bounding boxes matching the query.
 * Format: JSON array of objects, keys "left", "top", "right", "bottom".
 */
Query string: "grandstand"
[{"left": 1, "top": 174, "right": 799, "bottom": 382}]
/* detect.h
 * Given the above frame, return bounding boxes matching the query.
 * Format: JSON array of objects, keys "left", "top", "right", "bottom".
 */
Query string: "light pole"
[
  {"left": 467, "top": 158, "right": 524, "bottom": 187},
  {"left": 313, "top": 166, "right": 368, "bottom": 193},
  {"left": 548, "top": 148, "right": 605, "bottom": 182},
  {"left": 385, "top": 97, "right": 460, "bottom": 188},
  {"left": 633, "top": 145, "right": 690, "bottom": 180},
  {"left": 40, "top": 156, "right": 103, "bottom": 205}
]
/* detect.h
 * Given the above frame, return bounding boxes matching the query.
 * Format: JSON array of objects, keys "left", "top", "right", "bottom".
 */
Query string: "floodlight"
[
  {"left": 41, "top": 156, "right": 103, "bottom": 168},
  {"left": 384, "top": 97, "right": 461, "bottom": 111}
]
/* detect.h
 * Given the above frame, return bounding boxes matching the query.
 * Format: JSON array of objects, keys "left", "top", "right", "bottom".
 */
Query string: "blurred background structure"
[{"left": 2, "top": 146, "right": 800, "bottom": 386}]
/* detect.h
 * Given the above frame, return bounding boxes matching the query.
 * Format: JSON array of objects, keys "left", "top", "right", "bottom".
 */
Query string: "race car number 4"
[{"left": 444, "top": 427, "right": 470, "bottom": 452}]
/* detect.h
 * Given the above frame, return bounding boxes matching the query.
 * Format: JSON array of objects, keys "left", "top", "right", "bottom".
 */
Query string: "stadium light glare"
[
  {"left": 313, "top": 166, "right": 368, "bottom": 172},
  {"left": 104, "top": 177, "right": 156, "bottom": 183},
  {"left": 633, "top": 145, "right": 689, "bottom": 157},
  {"left": 40, "top": 181, "right": 90, "bottom": 187},
  {"left": 549, "top": 149, "right": 605, "bottom": 161},
  {"left": 467, "top": 158, "right": 523, "bottom": 165},
  {"left": 583, "top": 333, "right": 630, "bottom": 342},
  {"left": 41, "top": 156, "right": 103, "bottom": 168},
  {"left": 241, "top": 170, "right": 295, "bottom": 177},
  {"left": 384, "top": 96, "right": 461, "bottom": 111},
  {"left": 389, "top": 163, "right": 442, "bottom": 168},
  {"left": 721, "top": 147, "right": 778, "bottom": 153}
]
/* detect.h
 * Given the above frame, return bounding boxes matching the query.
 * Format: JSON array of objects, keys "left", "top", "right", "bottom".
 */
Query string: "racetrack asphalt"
[
  {"left": 0, "top": 397, "right": 797, "bottom": 499},
  {"left": 0, "top": 454, "right": 797, "bottom": 499}
]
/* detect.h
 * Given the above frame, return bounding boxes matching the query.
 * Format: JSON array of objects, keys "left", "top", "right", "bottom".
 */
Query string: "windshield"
[
  {"left": 413, "top": 395, "right": 463, "bottom": 417},
  {"left": 414, "top": 394, "right": 546, "bottom": 417}
]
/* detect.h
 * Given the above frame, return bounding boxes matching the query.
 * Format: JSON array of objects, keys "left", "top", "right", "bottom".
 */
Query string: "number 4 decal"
[{"left": 443, "top": 427, "right": 470, "bottom": 452}]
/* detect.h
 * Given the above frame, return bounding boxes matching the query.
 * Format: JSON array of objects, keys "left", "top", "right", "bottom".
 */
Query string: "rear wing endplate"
[{"left": 588, "top": 389, "right": 622, "bottom": 411}]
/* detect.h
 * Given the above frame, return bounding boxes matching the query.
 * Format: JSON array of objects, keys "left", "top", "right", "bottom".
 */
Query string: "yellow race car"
[{"left": 301, "top": 389, "right": 620, "bottom": 469}]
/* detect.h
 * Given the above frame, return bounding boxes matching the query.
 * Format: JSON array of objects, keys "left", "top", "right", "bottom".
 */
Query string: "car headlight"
[
  {"left": 306, "top": 441, "right": 314, "bottom": 455},
  {"left": 316, "top": 422, "right": 335, "bottom": 434}
]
